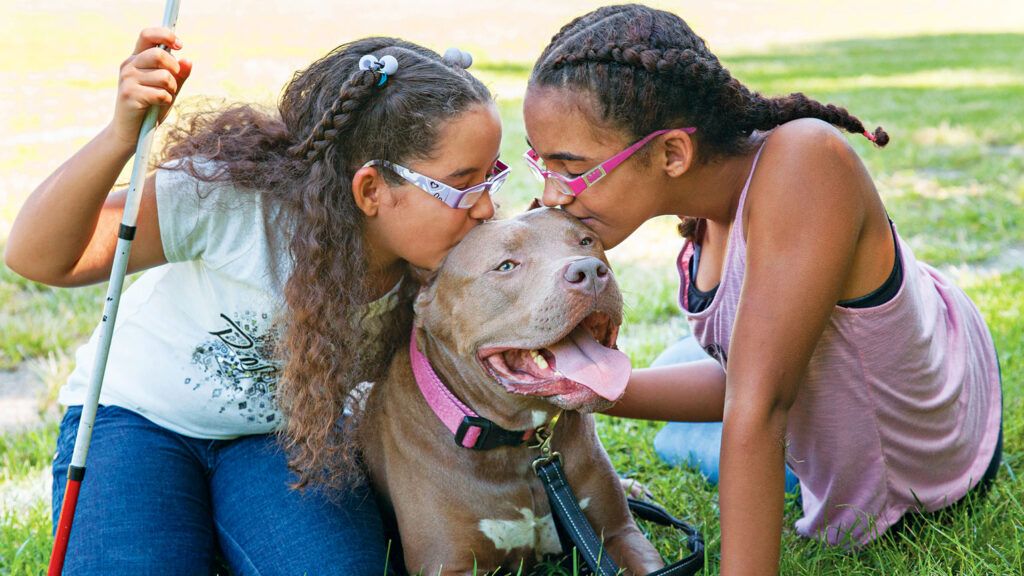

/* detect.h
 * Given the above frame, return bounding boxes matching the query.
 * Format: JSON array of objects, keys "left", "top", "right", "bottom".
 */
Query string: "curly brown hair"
[
  {"left": 157, "top": 37, "right": 492, "bottom": 490},
  {"left": 529, "top": 4, "right": 888, "bottom": 240}
]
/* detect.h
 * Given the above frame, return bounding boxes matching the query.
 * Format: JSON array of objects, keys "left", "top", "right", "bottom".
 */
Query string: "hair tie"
[
  {"left": 443, "top": 47, "right": 473, "bottom": 69},
  {"left": 862, "top": 129, "right": 877, "bottom": 143},
  {"left": 358, "top": 53, "right": 399, "bottom": 86}
]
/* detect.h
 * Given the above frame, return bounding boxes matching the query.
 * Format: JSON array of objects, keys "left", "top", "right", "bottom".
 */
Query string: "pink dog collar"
[{"left": 409, "top": 327, "right": 535, "bottom": 450}]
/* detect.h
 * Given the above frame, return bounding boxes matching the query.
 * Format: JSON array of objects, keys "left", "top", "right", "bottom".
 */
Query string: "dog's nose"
[{"left": 563, "top": 257, "right": 609, "bottom": 293}]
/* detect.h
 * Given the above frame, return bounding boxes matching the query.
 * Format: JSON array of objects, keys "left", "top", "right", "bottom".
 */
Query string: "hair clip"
[
  {"left": 358, "top": 54, "right": 399, "bottom": 86},
  {"left": 443, "top": 47, "right": 473, "bottom": 69}
]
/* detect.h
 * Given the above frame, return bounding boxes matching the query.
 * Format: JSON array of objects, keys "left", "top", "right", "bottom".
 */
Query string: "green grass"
[
  {"left": 2, "top": 30, "right": 1022, "bottom": 576},
  {"left": 0, "top": 425, "right": 57, "bottom": 576},
  {"left": 0, "top": 502, "right": 52, "bottom": 576},
  {"left": 0, "top": 262, "right": 106, "bottom": 369},
  {"left": 0, "top": 423, "right": 59, "bottom": 484},
  {"left": 726, "top": 33, "right": 1024, "bottom": 265}
]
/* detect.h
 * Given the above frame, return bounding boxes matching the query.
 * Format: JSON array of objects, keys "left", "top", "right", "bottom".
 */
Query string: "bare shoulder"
[
  {"left": 748, "top": 118, "right": 875, "bottom": 224},
  {"left": 763, "top": 118, "right": 867, "bottom": 180}
]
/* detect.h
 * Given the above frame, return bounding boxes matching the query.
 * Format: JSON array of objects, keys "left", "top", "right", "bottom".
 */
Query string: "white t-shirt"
[{"left": 59, "top": 161, "right": 397, "bottom": 439}]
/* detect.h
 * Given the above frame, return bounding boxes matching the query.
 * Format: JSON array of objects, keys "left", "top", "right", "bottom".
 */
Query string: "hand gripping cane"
[{"left": 48, "top": 1, "right": 182, "bottom": 573}]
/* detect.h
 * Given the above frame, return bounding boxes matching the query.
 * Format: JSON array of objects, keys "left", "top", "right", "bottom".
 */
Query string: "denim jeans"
[
  {"left": 52, "top": 405, "right": 386, "bottom": 576},
  {"left": 651, "top": 336, "right": 801, "bottom": 493}
]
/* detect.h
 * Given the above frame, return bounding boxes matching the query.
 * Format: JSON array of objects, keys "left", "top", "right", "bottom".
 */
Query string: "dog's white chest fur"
[{"left": 478, "top": 498, "right": 590, "bottom": 558}]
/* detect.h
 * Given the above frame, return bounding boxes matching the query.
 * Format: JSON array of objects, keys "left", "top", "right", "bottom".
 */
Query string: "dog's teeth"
[{"left": 530, "top": 349, "right": 549, "bottom": 370}]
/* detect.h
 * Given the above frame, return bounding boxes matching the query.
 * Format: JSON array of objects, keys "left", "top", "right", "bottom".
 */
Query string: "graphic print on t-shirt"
[{"left": 190, "top": 311, "right": 282, "bottom": 424}]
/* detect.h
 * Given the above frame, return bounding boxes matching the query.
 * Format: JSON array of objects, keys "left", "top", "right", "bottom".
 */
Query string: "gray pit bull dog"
[{"left": 360, "top": 208, "right": 664, "bottom": 575}]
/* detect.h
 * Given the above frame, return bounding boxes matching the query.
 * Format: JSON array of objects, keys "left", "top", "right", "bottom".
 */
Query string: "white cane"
[{"left": 48, "top": 1, "right": 182, "bottom": 573}]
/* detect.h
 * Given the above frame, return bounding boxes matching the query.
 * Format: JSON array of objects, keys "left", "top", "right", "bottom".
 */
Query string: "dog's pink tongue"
[{"left": 548, "top": 325, "right": 631, "bottom": 402}]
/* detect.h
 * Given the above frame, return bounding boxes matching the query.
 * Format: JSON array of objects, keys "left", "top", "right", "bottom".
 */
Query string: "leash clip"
[{"left": 530, "top": 410, "right": 563, "bottom": 472}]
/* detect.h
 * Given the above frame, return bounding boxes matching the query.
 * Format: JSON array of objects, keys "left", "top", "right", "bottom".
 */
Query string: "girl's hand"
[
  {"left": 5, "top": 28, "right": 183, "bottom": 286},
  {"left": 110, "top": 27, "right": 192, "bottom": 147}
]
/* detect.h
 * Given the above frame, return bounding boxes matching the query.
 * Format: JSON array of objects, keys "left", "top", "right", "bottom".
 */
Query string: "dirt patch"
[{"left": 0, "top": 363, "right": 52, "bottom": 433}]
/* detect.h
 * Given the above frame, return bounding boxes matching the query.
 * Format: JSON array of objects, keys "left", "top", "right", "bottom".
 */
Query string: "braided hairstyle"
[
  {"left": 530, "top": 5, "right": 888, "bottom": 238},
  {"left": 159, "top": 37, "right": 491, "bottom": 491}
]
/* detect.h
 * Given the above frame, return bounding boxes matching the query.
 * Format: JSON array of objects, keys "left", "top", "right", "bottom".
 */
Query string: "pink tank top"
[{"left": 677, "top": 143, "right": 1002, "bottom": 545}]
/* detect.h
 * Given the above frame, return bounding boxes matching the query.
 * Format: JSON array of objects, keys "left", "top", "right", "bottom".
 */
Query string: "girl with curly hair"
[
  {"left": 5, "top": 26, "right": 502, "bottom": 574},
  {"left": 523, "top": 4, "right": 1001, "bottom": 573}
]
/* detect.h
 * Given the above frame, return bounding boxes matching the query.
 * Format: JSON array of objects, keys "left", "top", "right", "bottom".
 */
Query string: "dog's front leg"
[
  {"left": 565, "top": 443, "right": 666, "bottom": 575},
  {"left": 602, "top": 523, "right": 666, "bottom": 575}
]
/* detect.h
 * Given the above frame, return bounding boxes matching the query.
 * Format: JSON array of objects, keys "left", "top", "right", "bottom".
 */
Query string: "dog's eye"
[
  {"left": 494, "top": 260, "right": 519, "bottom": 272},
  {"left": 580, "top": 236, "right": 594, "bottom": 246}
]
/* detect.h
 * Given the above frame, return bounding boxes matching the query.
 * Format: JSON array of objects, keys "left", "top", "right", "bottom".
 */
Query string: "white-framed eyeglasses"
[{"left": 363, "top": 159, "right": 510, "bottom": 209}]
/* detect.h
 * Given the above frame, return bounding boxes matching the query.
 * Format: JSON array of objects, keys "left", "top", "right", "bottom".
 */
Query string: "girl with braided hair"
[
  {"left": 6, "top": 26, "right": 503, "bottom": 574},
  {"left": 523, "top": 4, "right": 1001, "bottom": 572}
]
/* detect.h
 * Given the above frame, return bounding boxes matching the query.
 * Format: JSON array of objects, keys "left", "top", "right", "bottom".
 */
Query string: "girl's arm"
[
  {"left": 604, "top": 359, "right": 726, "bottom": 421},
  {"left": 719, "top": 120, "right": 872, "bottom": 575},
  {"left": 4, "top": 27, "right": 191, "bottom": 287}
]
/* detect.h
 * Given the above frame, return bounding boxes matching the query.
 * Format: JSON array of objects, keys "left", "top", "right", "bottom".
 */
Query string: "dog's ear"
[
  {"left": 527, "top": 198, "right": 543, "bottom": 211},
  {"left": 413, "top": 284, "right": 438, "bottom": 322},
  {"left": 407, "top": 264, "right": 438, "bottom": 287},
  {"left": 410, "top": 265, "right": 439, "bottom": 319}
]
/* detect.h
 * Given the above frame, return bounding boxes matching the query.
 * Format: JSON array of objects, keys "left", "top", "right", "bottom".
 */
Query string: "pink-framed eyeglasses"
[{"left": 523, "top": 127, "right": 697, "bottom": 197}]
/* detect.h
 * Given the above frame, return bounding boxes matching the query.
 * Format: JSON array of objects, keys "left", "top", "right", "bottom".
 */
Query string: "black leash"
[
  {"left": 626, "top": 498, "right": 704, "bottom": 574},
  {"left": 532, "top": 415, "right": 705, "bottom": 576}
]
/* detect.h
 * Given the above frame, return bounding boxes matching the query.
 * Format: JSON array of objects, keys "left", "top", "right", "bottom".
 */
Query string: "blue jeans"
[
  {"left": 651, "top": 337, "right": 801, "bottom": 493},
  {"left": 52, "top": 405, "right": 387, "bottom": 576}
]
